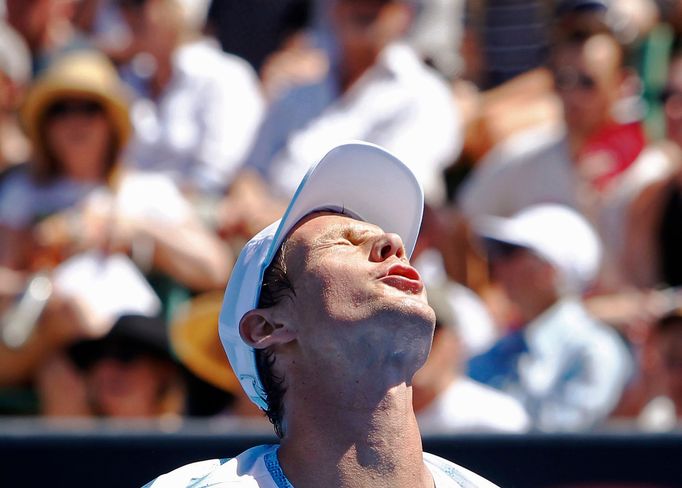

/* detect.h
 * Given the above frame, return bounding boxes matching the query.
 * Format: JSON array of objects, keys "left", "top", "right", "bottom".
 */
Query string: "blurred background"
[{"left": 1, "top": 0, "right": 682, "bottom": 486}]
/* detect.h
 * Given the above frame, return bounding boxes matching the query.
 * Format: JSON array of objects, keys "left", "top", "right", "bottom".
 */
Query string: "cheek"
[{"left": 292, "top": 256, "right": 379, "bottom": 331}]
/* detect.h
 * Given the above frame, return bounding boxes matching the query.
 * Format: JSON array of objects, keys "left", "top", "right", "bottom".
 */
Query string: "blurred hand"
[
  {"left": 217, "top": 171, "right": 287, "bottom": 240},
  {"left": 260, "top": 33, "right": 330, "bottom": 102},
  {"left": 32, "top": 193, "right": 139, "bottom": 259}
]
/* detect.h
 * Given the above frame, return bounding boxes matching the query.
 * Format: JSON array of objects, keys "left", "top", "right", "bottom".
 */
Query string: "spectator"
[
  {"left": 458, "top": 31, "right": 644, "bottom": 225},
  {"left": 414, "top": 285, "right": 530, "bottom": 433},
  {"left": 0, "top": 50, "right": 231, "bottom": 393},
  {"left": 219, "top": 0, "right": 461, "bottom": 238},
  {"left": 5, "top": 0, "right": 90, "bottom": 75},
  {"left": 621, "top": 49, "right": 682, "bottom": 288},
  {"left": 37, "top": 315, "right": 186, "bottom": 418},
  {"left": 468, "top": 204, "right": 633, "bottom": 431},
  {"left": 116, "top": 0, "right": 264, "bottom": 197}
]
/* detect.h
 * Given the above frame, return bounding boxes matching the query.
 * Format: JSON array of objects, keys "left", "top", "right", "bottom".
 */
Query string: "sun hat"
[
  {"left": 219, "top": 141, "right": 424, "bottom": 409},
  {"left": 20, "top": 50, "right": 132, "bottom": 159},
  {"left": 68, "top": 315, "right": 171, "bottom": 370},
  {"left": 473, "top": 204, "right": 602, "bottom": 294},
  {"left": 170, "top": 291, "right": 241, "bottom": 393}
]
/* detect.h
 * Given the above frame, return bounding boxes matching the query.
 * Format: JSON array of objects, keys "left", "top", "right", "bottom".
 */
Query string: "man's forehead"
[{"left": 290, "top": 211, "right": 383, "bottom": 242}]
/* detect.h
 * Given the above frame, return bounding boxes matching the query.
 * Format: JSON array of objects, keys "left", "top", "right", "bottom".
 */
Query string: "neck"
[
  {"left": 278, "top": 384, "right": 433, "bottom": 488},
  {"left": 519, "top": 293, "right": 560, "bottom": 323}
]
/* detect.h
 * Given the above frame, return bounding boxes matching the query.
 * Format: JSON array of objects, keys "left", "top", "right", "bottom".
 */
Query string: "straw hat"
[
  {"left": 170, "top": 291, "right": 241, "bottom": 393},
  {"left": 20, "top": 50, "right": 132, "bottom": 155}
]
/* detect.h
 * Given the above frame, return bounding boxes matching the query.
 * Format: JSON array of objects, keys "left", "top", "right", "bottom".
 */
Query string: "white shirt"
[
  {"left": 470, "top": 297, "right": 633, "bottom": 432},
  {"left": 458, "top": 124, "right": 577, "bottom": 219},
  {"left": 251, "top": 43, "right": 461, "bottom": 205},
  {"left": 126, "top": 39, "right": 264, "bottom": 194},
  {"left": 143, "top": 444, "right": 500, "bottom": 487},
  {"left": 417, "top": 377, "right": 530, "bottom": 434}
]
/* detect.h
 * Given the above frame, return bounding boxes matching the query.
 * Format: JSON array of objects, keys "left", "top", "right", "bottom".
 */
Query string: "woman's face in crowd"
[{"left": 43, "top": 98, "right": 113, "bottom": 181}]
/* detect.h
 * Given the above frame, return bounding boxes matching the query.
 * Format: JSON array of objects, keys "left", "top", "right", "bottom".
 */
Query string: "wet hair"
[{"left": 255, "top": 241, "right": 295, "bottom": 438}]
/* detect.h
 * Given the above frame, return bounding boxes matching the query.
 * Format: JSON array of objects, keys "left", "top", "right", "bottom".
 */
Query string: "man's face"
[
  {"left": 332, "top": 0, "right": 405, "bottom": 78},
  {"left": 488, "top": 244, "right": 557, "bottom": 314},
  {"left": 278, "top": 212, "right": 435, "bottom": 382},
  {"left": 553, "top": 35, "right": 623, "bottom": 138}
]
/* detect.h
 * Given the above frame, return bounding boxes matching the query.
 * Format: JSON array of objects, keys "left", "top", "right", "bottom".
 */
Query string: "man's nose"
[{"left": 370, "top": 233, "right": 406, "bottom": 262}]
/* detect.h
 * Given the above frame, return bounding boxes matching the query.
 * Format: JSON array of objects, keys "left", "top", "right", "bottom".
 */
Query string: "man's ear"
[{"left": 239, "top": 309, "right": 297, "bottom": 349}]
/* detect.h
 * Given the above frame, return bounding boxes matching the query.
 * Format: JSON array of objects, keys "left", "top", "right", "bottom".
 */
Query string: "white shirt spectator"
[
  {"left": 250, "top": 42, "right": 461, "bottom": 205},
  {"left": 469, "top": 297, "right": 634, "bottom": 431},
  {"left": 126, "top": 38, "right": 264, "bottom": 195},
  {"left": 417, "top": 376, "right": 530, "bottom": 434}
]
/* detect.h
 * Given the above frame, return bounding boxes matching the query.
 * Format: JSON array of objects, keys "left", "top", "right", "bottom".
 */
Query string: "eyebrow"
[{"left": 312, "top": 222, "right": 379, "bottom": 247}]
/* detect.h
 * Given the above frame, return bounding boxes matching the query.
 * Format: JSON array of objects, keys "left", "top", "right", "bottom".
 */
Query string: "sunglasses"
[
  {"left": 69, "top": 338, "right": 167, "bottom": 371},
  {"left": 554, "top": 68, "right": 597, "bottom": 91},
  {"left": 46, "top": 100, "right": 104, "bottom": 119}
]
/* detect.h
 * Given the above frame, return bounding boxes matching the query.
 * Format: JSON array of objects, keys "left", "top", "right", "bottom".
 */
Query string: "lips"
[{"left": 379, "top": 263, "right": 424, "bottom": 294}]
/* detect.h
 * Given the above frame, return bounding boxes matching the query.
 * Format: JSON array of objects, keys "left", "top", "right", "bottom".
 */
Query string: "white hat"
[
  {"left": 218, "top": 142, "right": 424, "bottom": 409},
  {"left": 474, "top": 204, "right": 602, "bottom": 293}
]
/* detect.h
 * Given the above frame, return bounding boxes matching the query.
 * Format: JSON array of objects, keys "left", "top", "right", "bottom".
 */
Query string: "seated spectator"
[
  {"left": 458, "top": 30, "right": 644, "bottom": 225},
  {"left": 115, "top": 0, "right": 264, "bottom": 197},
  {"left": 37, "top": 314, "right": 186, "bottom": 418},
  {"left": 413, "top": 285, "right": 530, "bottom": 433},
  {"left": 468, "top": 204, "right": 633, "bottom": 431},
  {"left": 620, "top": 49, "right": 682, "bottom": 289},
  {"left": 0, "top": 50, "right": 231, "bottom": 393},
  {"left": 219, "top": 0, "right": 461, "bottom": 237}
]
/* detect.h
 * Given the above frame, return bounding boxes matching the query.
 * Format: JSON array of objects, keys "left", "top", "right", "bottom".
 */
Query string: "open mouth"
[{"left": 379, "top": 264, "right": 424, "bottom": 294}]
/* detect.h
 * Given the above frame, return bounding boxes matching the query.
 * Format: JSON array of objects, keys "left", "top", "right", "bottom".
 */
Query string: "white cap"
[
  {"left": 218, "top": 142, "right": 424, "bottom": 409},
  {"left": 474, "top": 204, "right": 602, "bottom": 293}
]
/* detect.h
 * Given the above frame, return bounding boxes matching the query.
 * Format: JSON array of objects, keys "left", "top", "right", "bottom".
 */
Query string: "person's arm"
[
  {"left": 135, "top": 218, "right": 233, "bottom": 292},
  {"left": 0, "top": 292, "right": 89, "bottom": 386}
]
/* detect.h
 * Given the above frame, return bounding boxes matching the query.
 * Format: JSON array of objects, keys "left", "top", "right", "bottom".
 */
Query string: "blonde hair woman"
[{"left": 0, "top": 51, "right": 232, "bottom": 410}]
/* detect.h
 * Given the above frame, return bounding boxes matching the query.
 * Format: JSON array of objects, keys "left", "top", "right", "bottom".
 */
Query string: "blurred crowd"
[{"left": 1, "top": 0, "right": 682, "bottom": 435}]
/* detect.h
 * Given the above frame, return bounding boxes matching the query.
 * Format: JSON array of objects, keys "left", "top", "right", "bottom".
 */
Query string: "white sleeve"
[
  {"left": 142, "top": 459, "right": 224, "bottom": 488},
  {"left": 268, "top": 76, "right": 460, "bottom": 203},
  {"left": 191, "top": 56, "right": 264, "bottom": 193}
]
